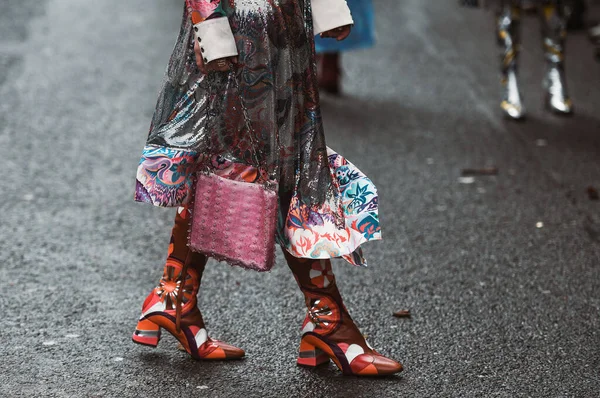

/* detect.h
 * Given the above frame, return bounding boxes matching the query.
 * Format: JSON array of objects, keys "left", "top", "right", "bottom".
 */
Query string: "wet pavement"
[{"left": 1, "top": 1, "right": 599, "bottom": 397}]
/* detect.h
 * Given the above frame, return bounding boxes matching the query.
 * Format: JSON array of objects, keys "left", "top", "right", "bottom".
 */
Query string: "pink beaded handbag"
[
  {"left": 189, "top": 71, "right": 279, "bottom": 272},
  {"left": 190, "top": 174, "right": 278, "bottom": 272}
]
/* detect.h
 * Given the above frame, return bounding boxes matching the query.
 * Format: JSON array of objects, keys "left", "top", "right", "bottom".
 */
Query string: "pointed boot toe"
[
  {"left": 213, "top": 340, "right": 246, "bottom": 359},
  {"left": 370, "top": 355, "right": 403, "bottom": 376},
  {"left": 348, "top": 354, "right": 403, "bottom": 376},
  {"left": 501, "top": 101, "right": 527, "bottom": 120},
  {"left": 546, "top": 95, "right": 574, "bottom": 115}
]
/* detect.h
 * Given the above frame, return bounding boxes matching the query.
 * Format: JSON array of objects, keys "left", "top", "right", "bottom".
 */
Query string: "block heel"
[
  {"left": 297, "top": 338, "right": 330, "bottom": 367},
  {"left": 132, "top": 318, "right": 161, "bottom": 347}
]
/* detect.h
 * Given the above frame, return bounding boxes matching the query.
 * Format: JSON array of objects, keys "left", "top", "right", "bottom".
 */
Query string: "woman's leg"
[
  {"left": 284, "top": 252, "right": 403, "bottom": 376},
  {"left": 132, "top": 207, "right": 245, "bottom": 360},
  {"left": 540, "top": 0, "right": 574, "bottom": 114},
  {"left": 497, "top": 0, "right": 526, "bottom": 119}
]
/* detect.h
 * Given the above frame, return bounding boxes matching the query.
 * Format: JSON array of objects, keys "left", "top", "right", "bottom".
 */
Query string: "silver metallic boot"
[
  {"left": 541, "top": 2, "right": 573, "bottom": 115},
  {"left": 497, "top": 3, "right": 526, "bottom": 120}
]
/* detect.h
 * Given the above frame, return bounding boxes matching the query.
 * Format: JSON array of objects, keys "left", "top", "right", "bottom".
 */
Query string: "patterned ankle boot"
[
  {"left": 132, "top": 207, "right": 245, "bottom": 360},
  {"left": 285, "top": 253, "right": 402, "bottom": 376}
]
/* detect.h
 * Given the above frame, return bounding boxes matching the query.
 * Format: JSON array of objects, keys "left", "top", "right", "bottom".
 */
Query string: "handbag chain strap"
[
  {"left": 202, "top": 68, "right": 280, "bottom": 188},
  {"left": 177, "top": 66, "right": 281, "bottom": 327}
]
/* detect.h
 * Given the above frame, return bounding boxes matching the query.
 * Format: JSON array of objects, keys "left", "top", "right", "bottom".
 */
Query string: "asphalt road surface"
[{"left": 1, "top": 1, "right": 599, "bottom": 397}]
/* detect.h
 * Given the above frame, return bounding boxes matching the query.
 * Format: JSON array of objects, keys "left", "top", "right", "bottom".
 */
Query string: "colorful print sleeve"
[
  {"left": 186, "top": 0, "right": 238, "bottom": 64},
  {"left": 311, "top": 0, "right": 354, "bottom": 36},
  {"left": 185, "top": 0, "right": 226, "bottom": 24}
]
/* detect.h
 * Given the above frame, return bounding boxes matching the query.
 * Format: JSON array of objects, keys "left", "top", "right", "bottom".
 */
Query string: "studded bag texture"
[{"left": 190, "top": 173, "right": 278, "bottom": 272}]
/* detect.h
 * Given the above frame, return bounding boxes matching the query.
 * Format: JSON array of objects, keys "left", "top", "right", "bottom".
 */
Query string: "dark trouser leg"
[{"left": 317, "top": 53, "right": 341, "bottom": 95}]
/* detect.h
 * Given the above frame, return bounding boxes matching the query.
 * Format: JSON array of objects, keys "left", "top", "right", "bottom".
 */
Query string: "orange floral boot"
[
  {"left": 285, "top": 252, "right": 402, "bottom": 376},
  {"left": 132, "top": 207, "right": 245, "bottom": 360}
]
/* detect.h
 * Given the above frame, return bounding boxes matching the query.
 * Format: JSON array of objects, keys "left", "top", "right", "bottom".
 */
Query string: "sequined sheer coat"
[
  {"left": 136, "top": 0, "right": 382, "bottom": 266},
  {"left": 141, "top": 0, "right": 331, "bottom": 207}
]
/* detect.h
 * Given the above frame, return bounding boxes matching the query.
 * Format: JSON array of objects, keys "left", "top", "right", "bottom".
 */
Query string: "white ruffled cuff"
[
  {"left": 311, "top": 0, "right": 354, "bottom": 36},
  {"left": 193, "top": 17, "right": 238, "bottom": 64}
]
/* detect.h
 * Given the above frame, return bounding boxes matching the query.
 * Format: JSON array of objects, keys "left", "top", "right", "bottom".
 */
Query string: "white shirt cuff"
[
  {"left": 311, "top": 0, "right": 354, "bottom": 36},
  {"left": 193, "top": 17, "right": 238, "bottom": 64}
]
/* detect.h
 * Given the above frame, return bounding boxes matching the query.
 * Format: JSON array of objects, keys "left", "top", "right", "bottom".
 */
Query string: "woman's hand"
[
  {"left": 194, "top": 39, "right": 238, "bottom": 74},
  {"left": 320, "top": 25, "right": 352, "bottom": 41}
]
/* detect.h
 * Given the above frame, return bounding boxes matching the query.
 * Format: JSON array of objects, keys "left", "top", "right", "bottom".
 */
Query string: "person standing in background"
[
  {"left": 314, "top": 0, "right": 375, "bottom": 94},
  {"left": 463, "top": 0, "right": 574, "bottom": 119}
]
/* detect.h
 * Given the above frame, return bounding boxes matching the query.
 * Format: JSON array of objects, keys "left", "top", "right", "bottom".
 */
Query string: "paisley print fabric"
[
  {"left": 135, "top": 146, "right": 199, "bottom": 207},
  {"left": 135, "top": 145, "right": 260, "bottom": 206},
  {"left": 282, "top": 148, "right": 381, "bottom": 266},
  {"left": 135, "top": 1, "right": 381, "bottom": 266}
]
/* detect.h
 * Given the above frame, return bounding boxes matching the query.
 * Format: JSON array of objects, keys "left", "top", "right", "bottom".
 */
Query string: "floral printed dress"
[{"left": 135, "top": 0, "right": 381, "bottom": 266}]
